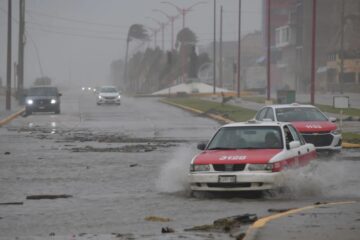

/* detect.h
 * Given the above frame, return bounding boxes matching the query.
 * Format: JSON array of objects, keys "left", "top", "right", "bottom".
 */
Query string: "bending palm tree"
[{"left": 124, "top": 24, "right": 149, "bottom": 88}]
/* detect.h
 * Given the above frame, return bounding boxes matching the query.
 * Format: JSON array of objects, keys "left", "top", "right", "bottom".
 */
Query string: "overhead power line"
[
  {"left": 27, "top": 26, "right": 127, "bottom": 41},
  {"left": 26, "top": 19, "right": 126, "bottom": 36},
  {"left": 26, "top": 9, "right": 128, "bottom": 29}
]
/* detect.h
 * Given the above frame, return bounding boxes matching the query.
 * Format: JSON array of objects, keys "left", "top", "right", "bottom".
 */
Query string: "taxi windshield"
[
  {"left": 276, "top": 107, "right": 328, "bottom": 122},
  {"left": 207, "top": 126, "right": 283, "bottom": 150}
]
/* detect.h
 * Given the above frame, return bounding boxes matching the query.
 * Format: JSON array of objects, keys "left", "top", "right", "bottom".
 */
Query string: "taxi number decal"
[
  {"left": 305, "top": 124, "right": 322, "bottom": 129},
  {"left": 219, "top": 155, "right": 247, "bottom": 161}
]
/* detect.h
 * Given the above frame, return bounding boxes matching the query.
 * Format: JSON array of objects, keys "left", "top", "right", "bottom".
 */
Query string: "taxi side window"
[
  {"left": 256, "top": 108, "right": 268, "bottom": 121},
  {"left": 283, "top": 126, "right": 294, "bottom": 147},
  {"left": 265, "top": 108, "right": 275, "bottom": 121},
  {"left": 288, "top": 125, "right": 305, "bottom": 145}
]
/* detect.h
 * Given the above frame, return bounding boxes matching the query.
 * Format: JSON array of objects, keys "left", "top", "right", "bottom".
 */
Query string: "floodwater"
[{"left": 1, "top": 93, "right": 359, "bottom": 240}]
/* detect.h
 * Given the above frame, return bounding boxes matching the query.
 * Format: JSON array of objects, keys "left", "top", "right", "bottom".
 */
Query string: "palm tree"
[
  {"left": 124, "top": 24, "right": 149, "bottom": 88},
  {"left": 176, "top": 28, "right": 198, "bottom": 81}
]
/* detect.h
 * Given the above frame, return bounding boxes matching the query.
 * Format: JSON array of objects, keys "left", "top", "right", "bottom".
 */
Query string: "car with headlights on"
[
  {"left": 97, "top": 85, "right": 121, "bottom": 105},
  {"left": 25, "top": 86, "right": 61, "bottom": 114},
  {"left": 189, "top": 120, "right": 316, "bottom": 192},
  {"left": 254, "top": 103, "right": 342, "bottom": 153}
]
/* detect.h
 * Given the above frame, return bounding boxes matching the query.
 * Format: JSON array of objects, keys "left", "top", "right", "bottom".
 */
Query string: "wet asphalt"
[{"left": 0, "top": 91, "right": 359, "bottom": 240}]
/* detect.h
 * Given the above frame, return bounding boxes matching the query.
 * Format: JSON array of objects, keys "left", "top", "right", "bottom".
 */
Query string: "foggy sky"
[{"left": 0, "top": 0, "right": 262, "bottom": 89}]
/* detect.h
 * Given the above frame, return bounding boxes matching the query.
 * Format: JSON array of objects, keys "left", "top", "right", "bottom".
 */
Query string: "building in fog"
[{"left": 263, "top": 0, "right": 360, "bottom": 93}]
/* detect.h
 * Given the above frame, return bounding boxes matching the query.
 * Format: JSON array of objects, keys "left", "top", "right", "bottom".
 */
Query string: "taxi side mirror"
[
  {"left": 329, "top": 117, "right": 337, "bottom": 123},
  {"left": 289, "top": 141, "right": 301, "bottom": 149},
  {"left": 197, "top": 143, "right": 206, "bottom": 150}
]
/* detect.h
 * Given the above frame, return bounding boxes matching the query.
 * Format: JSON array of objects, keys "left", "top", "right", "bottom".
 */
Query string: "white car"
[
  {"left": 254, "top": 103, "right": 342, "bottom": 152},
  {"left": 189, "top": 120, "right": 317, "bottom": 192},
  {"left": 97, "top": 86, "right": 121, "bottom": 105}
]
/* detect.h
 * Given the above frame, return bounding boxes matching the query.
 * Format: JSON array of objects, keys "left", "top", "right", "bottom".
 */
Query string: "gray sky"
[{"left": 0, "top": 0, "right": 262, "bottom": 89}]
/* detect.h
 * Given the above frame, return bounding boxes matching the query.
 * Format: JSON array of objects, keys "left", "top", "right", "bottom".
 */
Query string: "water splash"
[
  {"left": 272, "top": 158, "right": 360, "bottom": 199},
  {"left": 156, "top": 145, "right": 198, "bottom": 194}
]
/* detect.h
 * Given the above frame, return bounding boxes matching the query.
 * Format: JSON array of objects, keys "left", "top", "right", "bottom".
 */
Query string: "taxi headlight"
[
  {"left": 26, "top": 99, "right": 33, "bottom": 105},
  {"left": 247, "top": 164, "right": 273, "bottom": 171},
  {"left": 50, "top": 99, "right": 57, "bottom": 104},
  {"left": 98, "top": 95, "right": 103, "bottom": 99},
  {"left": 190, "top": 164, "right": 210, "bottom": 172},
  {"left": 331, "top": 129, "right": 341, "bottom": 135},
  {"left": 117, "top": 95, "right": 121, "bottom": 99}
]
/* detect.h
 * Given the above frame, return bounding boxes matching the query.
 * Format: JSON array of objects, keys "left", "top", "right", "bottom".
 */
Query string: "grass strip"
[
  {"left": 165, "top": 97, "right": 256, "bottom": 122},
  {"left": 165, "top": 97, "right": 360, "bottom": 144}
]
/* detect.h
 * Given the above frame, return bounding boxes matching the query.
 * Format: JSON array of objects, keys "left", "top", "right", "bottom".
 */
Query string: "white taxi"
[
  {"left": 189, "top": 121, "right": 317, "bottom": 192},
  {"left": 254, "top": 103, "right": 342, "bottom": 152}
]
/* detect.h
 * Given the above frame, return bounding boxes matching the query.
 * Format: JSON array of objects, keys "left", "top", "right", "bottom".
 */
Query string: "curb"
[
  {"left": 160, "top": 99, "right": 360, "bottom": 148},
  {"left": 243, "top": 201, "right": 357, "bottom": 240},
  {"left": 0, "top": 108, "right": 25, "bottom": 127},
  {"left": 160, "top": 99, "right": 233, "bottom": 124}
]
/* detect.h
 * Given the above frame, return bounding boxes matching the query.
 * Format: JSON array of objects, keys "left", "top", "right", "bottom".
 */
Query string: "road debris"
[
  {"left": 144, "top": 216, "right": 172, "bottom": 222},
  {"left": 268, "top": 208, "right": 295, "bottom": 213},
  {"left": 0, "top": 202, "right": 23, "bottom": 205},
  {"left": 4, "top": 151, "right": 10, "bottom": 155},
  {"left": 161, "top": 227, "right": 175, "bottom": 233},
  {"left": 26, "top": 194, "right": 73, "bottom": 200},
  {"left": 185, "top": 214, "right": 257, "bottom": 233},
  {"left": 129, "top": 163, "right": 139, "bottom": 167}
]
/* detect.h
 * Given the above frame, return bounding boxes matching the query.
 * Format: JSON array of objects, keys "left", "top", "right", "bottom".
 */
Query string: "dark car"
[{"left": 25, "top": 86, "right": 62, "bottom": 114}]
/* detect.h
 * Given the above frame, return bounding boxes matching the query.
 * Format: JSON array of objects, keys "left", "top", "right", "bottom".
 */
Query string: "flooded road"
[{"left": 1, "top": 92, "right": 359, "bottom": 240}]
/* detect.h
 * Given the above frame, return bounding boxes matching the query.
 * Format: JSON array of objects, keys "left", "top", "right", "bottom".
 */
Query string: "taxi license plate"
[{"left": 218, "top": 176, "right": 236, "bottom": 183}]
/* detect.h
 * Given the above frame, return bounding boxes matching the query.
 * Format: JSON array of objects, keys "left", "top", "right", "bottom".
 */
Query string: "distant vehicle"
[
  {"left": 97, "top": 86, "right": 121, "bottom": 105},
  {"left": 25, "top": 86, "right": 62, "bottom": 114},
  {"left": 189, "top": 120, "right": 316, "bottom": 192},
  {"left": 254, "top": 103, "right": 342, "bottom": 152}
]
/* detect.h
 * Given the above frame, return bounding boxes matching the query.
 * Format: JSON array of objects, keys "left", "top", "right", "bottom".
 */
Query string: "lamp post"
[
  {"left": 153, "top": 9, "right": 178, "bottom": 51},
  {"left": 161, "top": 1, "right": 207, "bottom": 29},
  {"left": 146, "top": 17, "right": 166, "bottom": 51},
  {"left": 145, "top": 26, "right": 159, "bottom": 48}
]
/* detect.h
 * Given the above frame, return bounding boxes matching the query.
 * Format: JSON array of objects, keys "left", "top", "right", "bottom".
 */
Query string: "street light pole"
[
  {"left": 6, "top": 0, "right": 12, "bottom": 110},
  {"left": 310, "top": 0, "right": 317, "bottom": 105},
  {"left": 266, "top": 0, "right": 271, "bottom": 100},
  {"left": 161, "top": 1, "right": 207, "bottom": 29},
  {"left": 146, "top": 17, "right": 165, "bottom": 51},
  {"left": 213, "top": 0, "right": 216, "bottom": 94},
  {"left": 237, "top": 0, "right": 242, "bottom": 98},
  {"left": 153, "top": 9, "right": 178, "bottom": 51}
]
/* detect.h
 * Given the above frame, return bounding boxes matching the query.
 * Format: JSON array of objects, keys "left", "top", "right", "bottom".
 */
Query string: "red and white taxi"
[
  {"left": 255, "top": 103, "right": 342, "bottom": 152},
  {"left": 189, "top": 121, "right": 316, "bottom": 192}
]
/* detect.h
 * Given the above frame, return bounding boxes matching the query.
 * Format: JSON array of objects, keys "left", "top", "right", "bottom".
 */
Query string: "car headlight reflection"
[
  {"left": 190, "top": 164, "right": 210, "bottom": 172},
  {"left": 26, "top": 99, "right": 33, "bottom": 105},
  {"left": 247, "top": 164, "right": 273, "bottom": 171},
  {"left": 50, "top": 99, "right": 57, "bottom": 104}
]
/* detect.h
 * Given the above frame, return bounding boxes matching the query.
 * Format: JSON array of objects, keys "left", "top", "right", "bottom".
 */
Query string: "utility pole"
[
  {"left": 266, "top": 0, "right": 271, "bottom": 100},
  {"left": 219, "top": 5, "right": 223, "bottom": 88},
  {"left": 18, "top": 0, "right": 25, "bottom": 101},
  {"left": 6, "top": 0, "right": 12, "bottom": 110},
  {"left": 213, "top": 0, "right": 216, "bottom": 94},
  {"left": 310, "top": 0, "right": 317, "bottom": 104},
  {"left": 339, "top": 0, "right": 345, "bottom": 94},
  {"left": 237, "top": 0, "right": 242, "bottom": 98}
]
